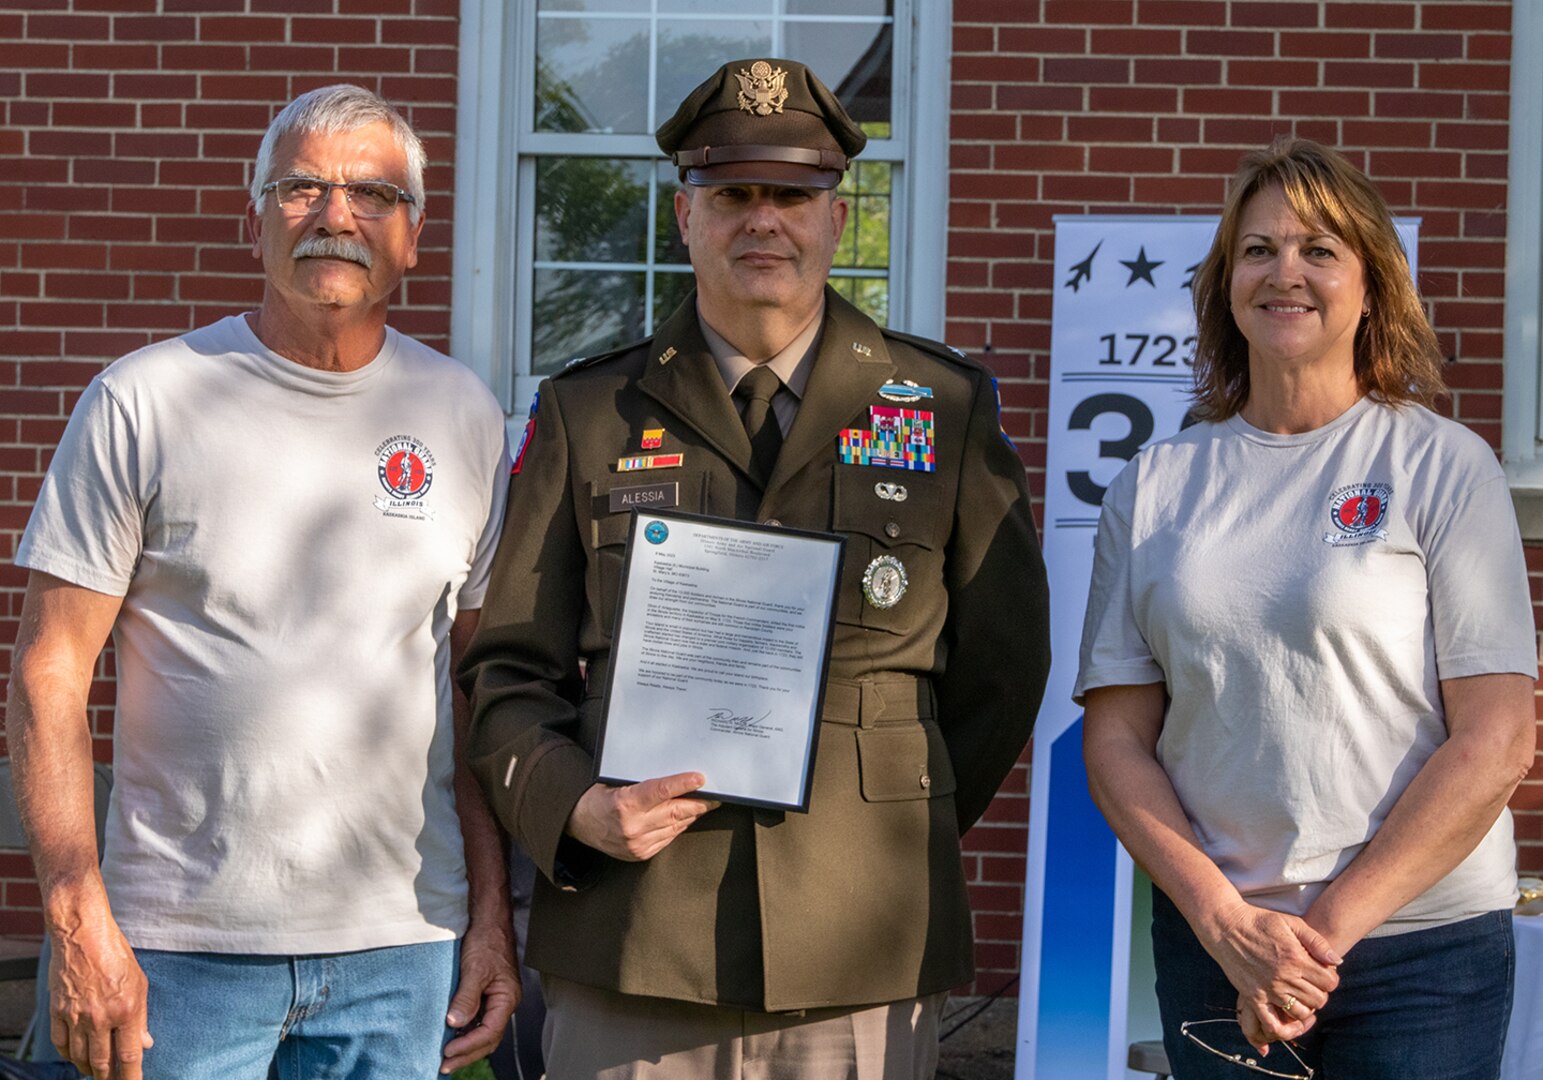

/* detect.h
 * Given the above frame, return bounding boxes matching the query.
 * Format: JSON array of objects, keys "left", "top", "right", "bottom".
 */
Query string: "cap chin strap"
[{"left": 672, "top": 144, "right": 849, "bottom": 172}]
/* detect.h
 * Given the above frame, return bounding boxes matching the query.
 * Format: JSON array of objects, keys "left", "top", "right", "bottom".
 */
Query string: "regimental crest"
[
  {"left": 374, "top": 434, "right": 437, "bottom": 521},
  {"left": 735, "top": 61, "right": 789, "bottom": 117},
  {"left": 1323, "top": 482, "right": 1392, "bottom": 546}
]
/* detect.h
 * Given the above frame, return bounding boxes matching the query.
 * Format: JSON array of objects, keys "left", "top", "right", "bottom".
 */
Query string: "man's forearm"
[{"left": 6, "top": 576, "right": 121, "bottom": 926}]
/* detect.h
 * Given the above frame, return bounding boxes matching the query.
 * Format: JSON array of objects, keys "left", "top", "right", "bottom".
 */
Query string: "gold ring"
[{"left": 1279, "top": 994, "right": 1298, "bottom": 1016}]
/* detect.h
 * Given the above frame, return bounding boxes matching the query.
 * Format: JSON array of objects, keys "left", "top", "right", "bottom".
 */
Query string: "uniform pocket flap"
[
  {"left": 591, "top": 511, "right": 633, "bottom": 549},
  {"left": 855, "top": 722, "right": 958, "bottom": 802},
  {"left": 832, "top": 470, "right": 941, "bottom": 551}
]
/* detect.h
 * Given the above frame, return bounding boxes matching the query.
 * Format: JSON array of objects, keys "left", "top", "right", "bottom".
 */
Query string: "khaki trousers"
[{"left": 541, "top": 975, "right": 947, "bottom": 1080}]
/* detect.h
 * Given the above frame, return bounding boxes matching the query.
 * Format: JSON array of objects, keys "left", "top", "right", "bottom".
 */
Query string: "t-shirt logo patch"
[
  {"left": 1323, "top": 482, "right": 1390, "bottom": 546},
  {"left": 374, "top": 434, "right": 437, "bottom": 521}
]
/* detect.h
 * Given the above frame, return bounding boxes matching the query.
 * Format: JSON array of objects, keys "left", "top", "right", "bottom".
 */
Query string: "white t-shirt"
[
  {"left": 1075, "top": 396, "right": 1534, "bottom": 934},
  {"left": 17, "top": 315, "right": 510, "bottom": 953}
]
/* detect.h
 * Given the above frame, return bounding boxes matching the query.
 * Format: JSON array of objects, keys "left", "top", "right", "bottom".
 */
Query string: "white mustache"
[{"left": 293, "top": 234, "right": 373, "bottom": 269}]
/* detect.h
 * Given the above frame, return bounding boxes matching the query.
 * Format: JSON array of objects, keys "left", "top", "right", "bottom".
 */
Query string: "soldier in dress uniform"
[{"left": 461, "top": 58, "right": 1051, "bottom": 1079}]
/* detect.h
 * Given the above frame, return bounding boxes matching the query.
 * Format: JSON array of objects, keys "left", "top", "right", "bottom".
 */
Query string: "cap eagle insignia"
[{"left": 735, "top": 61, "right": 789, "bottom": 117}]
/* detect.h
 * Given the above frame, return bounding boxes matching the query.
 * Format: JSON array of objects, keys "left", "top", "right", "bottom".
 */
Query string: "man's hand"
[
  {"left": 566, "top": 772, "right": 718, "bottom": 861},
  {"left": 440, "top": 916, "right": 521, "bottom": 1074},
  {"left": 49, "top": 912, "right": 152, "bottom": 1080}
]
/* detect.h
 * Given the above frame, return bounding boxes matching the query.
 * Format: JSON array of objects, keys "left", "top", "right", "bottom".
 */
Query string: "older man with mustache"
[{"left": 7, "top": 85, "right": 518, "bottom": 1080}]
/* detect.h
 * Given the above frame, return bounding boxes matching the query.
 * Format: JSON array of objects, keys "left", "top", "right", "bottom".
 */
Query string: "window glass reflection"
[
  {"left": 783, "top": 20, "right": 892, "bottom": 127},
  {"left": 536, "top": 158, "right": 650, "bottom": 264},
  {"left": 532, "top": 269, "right": 648, "bottom": 376},
  {"left": 535, "top": 18, "right": 649, "bottom": 133}
]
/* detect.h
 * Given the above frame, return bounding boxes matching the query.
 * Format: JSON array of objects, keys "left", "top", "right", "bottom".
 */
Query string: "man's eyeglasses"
[
  {"left": 260, "top": 177, "right": 417, "bottom": 219},
  {"left": 1181, "top": 1019, "right": 1315, "bottom": 1079}
]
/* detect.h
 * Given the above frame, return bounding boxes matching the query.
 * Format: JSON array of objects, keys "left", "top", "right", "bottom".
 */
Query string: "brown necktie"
[{"left": 735, "top": 365, "right": 784, "bottom": 484}]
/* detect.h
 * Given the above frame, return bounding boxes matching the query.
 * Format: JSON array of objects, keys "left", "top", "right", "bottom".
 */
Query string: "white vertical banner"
[{"left": 1015, "top": 215, "right": 1418, "bottom": 1080}]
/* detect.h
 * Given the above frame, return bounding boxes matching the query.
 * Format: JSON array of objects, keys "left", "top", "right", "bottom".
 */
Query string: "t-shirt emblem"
[
  {"left": 1323, "top": 482, "right": 1390, "bottom": 546},
  {"left": 374, "top": 434, "right": 437, "bottom": 521}
]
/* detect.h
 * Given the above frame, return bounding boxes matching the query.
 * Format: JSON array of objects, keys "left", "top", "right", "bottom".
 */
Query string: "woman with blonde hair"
[{"left": 1078, "top": 137, "right": 1535, "bottom": 1077}]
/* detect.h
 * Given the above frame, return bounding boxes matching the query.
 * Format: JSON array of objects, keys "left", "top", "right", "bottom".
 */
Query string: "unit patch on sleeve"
[
  {"left": 512, "top": 391, "right": 539, "bottom": 475},
  {"left": 838, "top": 407, "right": 935, "bottom": 472}
]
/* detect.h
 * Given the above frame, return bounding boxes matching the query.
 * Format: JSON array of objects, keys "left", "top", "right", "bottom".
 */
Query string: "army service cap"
[{"left": 656, "top": 58, "right": 867, "bottom": 190}]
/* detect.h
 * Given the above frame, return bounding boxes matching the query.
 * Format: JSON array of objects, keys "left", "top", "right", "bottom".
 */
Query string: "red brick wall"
[
  {"left": 0, "top": 1, "right": 458, "bottom": 935},
  {"left": 948, "top": 0, "right": 1539, "bottom": 995}
]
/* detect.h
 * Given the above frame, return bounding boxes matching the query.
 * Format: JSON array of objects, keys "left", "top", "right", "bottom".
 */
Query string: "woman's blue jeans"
[{"left": 1151, "top": 887, "right": 1514, "bottom": 1079}]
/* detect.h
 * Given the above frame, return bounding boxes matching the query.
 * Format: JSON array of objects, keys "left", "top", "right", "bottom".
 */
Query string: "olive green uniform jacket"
[{"left": 461, "top": 290, "right": 1050, "bottom": 1012}]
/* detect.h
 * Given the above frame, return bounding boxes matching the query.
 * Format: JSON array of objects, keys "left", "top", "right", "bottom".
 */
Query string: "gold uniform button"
[
  {"left": 919, "top": 772, "right": 931, "bottom": 789},
  {"left": 885, "top": 522, "right": 901, "bottom": 539}
]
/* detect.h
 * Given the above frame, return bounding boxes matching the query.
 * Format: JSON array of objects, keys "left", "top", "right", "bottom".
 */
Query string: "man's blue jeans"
[
  {"left": 1151, "top": 887, "right": 1514, "bottom": 1079},
  {"left": 136, "top": 940, "right": 458, "bottom": 1080}
]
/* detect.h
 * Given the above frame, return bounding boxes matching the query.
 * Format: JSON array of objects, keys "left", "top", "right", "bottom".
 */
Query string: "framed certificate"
[{"left": 594, "top": 510, "right": 845, "bottom": 813}]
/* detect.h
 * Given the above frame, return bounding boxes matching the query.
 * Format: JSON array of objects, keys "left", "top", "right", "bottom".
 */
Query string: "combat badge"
[
  {"left": 838, "top": 406, "right": 935, "bottom": 472},
  {"left": 735, "top": 61, "right": 789, "bottom": 116},
  {"left": 862, "top": 555, "right": 908, "bottom": 610},
  {"left": 878, "top": 379, "right": 933, "bottom": 403}
]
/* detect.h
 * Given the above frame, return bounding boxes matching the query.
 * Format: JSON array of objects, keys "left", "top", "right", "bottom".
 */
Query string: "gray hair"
[{"left": 250, "top": 84, "right": 426, "bottom": 223}]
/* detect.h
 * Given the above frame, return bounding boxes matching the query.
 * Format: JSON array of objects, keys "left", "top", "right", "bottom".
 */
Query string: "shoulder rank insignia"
[
  {"left": 839, "top": 406, "right": 935, "bottom": 472},
  {"left": 735, "top": 61, "right": 789, "bottom": 117}
]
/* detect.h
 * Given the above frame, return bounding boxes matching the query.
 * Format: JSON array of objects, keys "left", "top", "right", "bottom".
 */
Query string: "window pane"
[
  {"left": 654, "top": 161, "right": 690, "bottom": 266},
  {"left": 836, "top": 158, "right": 889, "bottom": 271},
  {"left": 658, "top": 0, "right": 772, "bottom": 9},
  {"left": 536, "top": 158, "right": 650, "bottom": 263},
  {"left": 653, "top": 270, "right": 696, "bottom": 324},
  {"left": 655, "top": 20, "right": 772, "bottom": 125},
  {"left": 536, "top": 18, "right": 649, "bottom": 133},
  {"left": 831, "top": 276, "right": 888, "bottom": 326},
  {"left": 787, "top": 0, "right": 890, "bottom": 13},
  {"left": 783, "top": 19, "right": 892, "bottom": 126},
  {"left": 532, "top": 269, "right": 647, "bottom": 376},
  {"left": 538, "top": 0, "right": 648, "bottom": 10}
]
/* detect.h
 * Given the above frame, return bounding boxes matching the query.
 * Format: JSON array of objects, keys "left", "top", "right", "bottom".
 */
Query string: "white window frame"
[
  {"left": 451, "top": 0, "right": 951, "bottom": 427},
  {"left": 1505, "top": 0, "right": 1543, "bottom": 539}
]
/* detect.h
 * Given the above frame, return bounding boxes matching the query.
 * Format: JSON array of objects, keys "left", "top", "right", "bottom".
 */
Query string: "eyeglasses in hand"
[{"left": 1180, "top": 1019, "right": 1315, "bottom": 1079}]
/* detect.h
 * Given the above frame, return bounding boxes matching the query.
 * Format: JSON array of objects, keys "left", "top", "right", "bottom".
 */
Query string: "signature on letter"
[{"left": 706, "top": 708, "right": 769, "bottom": 730}]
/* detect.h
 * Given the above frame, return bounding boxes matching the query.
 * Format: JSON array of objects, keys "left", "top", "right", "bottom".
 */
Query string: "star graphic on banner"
[
  {"left": 1182, "top": 260, "right": 1201, "bottom": 290},
  {"left": 1120, "top": 246, "right": 1163, "bottom": 287},
  {"left": 1064, "top": 240, "right": 1101, "bottom": 292}
]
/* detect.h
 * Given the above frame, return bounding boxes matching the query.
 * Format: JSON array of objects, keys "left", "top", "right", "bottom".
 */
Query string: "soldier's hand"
[
  {"left": 50, "top": 909, "right": 153, "bottom": 1080},
  {"left": 566, "top": 772, "right": 719, "bottom": 861}
]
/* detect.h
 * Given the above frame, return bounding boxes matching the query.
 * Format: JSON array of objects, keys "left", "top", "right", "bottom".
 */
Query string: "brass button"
[
  {"left": 919, "top": 772, "right": 931, "bottom": 789},
  {"left": 762, "top": 518, "right": 782, "bottom": 527},
  {"left": 885, "top": 522, "right": 901, "bottom": 539}
]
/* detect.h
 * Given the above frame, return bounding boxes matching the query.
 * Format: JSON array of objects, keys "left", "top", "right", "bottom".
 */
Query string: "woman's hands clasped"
[{"left": 1198, "top": 900, "right": 1343, "bottom": 1052}]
